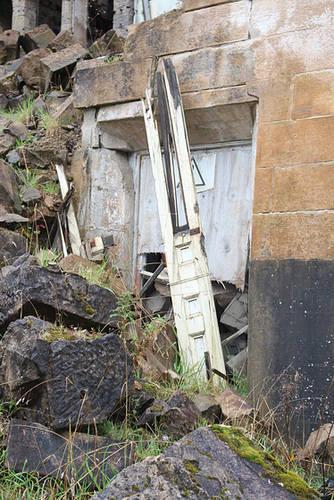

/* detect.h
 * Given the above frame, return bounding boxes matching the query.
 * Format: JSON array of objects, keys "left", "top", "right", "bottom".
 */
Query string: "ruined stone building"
[
  {"left": 71, "top": 0, "right": 334, "bottom": 442},
  {"left": 1, "top": 0, "right": 332, "bottom": 442}
]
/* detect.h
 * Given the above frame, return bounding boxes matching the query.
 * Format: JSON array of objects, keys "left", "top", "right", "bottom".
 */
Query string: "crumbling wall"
[
  {"left": 77, "top": 144, "right": 135, "bottom": 288},
  {"left": 73, "top": 0, "right": 334, "bottom": 443}
]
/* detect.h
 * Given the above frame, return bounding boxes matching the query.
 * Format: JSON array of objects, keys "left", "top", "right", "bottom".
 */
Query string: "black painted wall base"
[{"left": 248, "top": 259, "right": 334, "bottom": 445}]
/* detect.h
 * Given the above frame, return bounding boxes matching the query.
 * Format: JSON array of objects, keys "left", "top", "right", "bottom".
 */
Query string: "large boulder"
[
  {"left": 0, "top": 262, "right": 119, "bottom": 334},
  {"left": 1, "top": 316, "right": 134, "bottom": 428},
  {"left": 92, "top": 426, "right": 320, "bottom": 500},
  {"left": 7, "top": 419, "right": 134, "bottom": 484}
]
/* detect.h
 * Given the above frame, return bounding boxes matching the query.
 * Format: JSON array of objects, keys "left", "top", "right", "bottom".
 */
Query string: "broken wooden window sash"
[
  {"left": 55, "top": 164, "right": 82, "bottom": 256},
  {"left": 157, "top": 71, "right": 189, "bottom": 234},
  {"left": 142, "top": 58, "right": 226, "bottom": 383}
]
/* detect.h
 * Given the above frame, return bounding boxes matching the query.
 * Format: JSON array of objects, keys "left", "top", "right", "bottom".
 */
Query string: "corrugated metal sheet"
[
  {"left": 135, "top": 144, "right": 253, "bottom": 289},
  {"left": 134, "top": 0, "right": 181, "bottom": 23}
]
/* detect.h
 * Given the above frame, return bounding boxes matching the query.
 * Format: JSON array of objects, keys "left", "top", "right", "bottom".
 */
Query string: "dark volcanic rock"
[
  {"left": 0, "top": 263, "right": 118, "bottom": 334},
  {"left": 0, "top": 229, "right": 27, "bottom": 267},
  {"left": 0, "top": 159, "right": 21, "bottom": 216},
  {"left": 7, "top": 419, "right": 134, "bottom": 484},
  {"left": 92, "top": 427, "right": 318, "bottom": 500},
  {"left": 1, "top": 317, "right": 134, "bottom": 428},
  {"left": 137, "top": 391, "right": 202, "bottom": 439},
  {"left": 92, "top": 455, "right": 210, "bottom": 500},
  {"left": 192, "top": 393, "right": 221, "bottom": 422}
]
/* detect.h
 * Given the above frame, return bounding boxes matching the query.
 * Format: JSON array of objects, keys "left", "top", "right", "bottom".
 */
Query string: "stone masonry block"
[
  {"left": 272, "top": 163, "right": 334, "bottom": 212},
  {"left": 250, "top": 0, "right": 334, "bottom": 39},
  {"left": 47, "top": 30, "right": 82, "bottom": 52},
  {"left": 252, "top": 167, "right": 273, "bottom": 214},
  {"left": 256, "top": 116, "right": 334, "bottom": 168},
  {"left": 1, "top": 317, "right": 134, "bottom": 429},
  {"left": 125, "top": 2, "right": 249, "bottom": 61},
  {"left": 40, "top": 43, "right": 89, "bottom": 75},
  {"left": 292, "top": 70, "right": 334, "bottom": 119},
  {"left": 21, "top": 24, "right": 56, "bottom": 53},
  {"left": 253, "top": 25, "right": 334, "bottom": 80},
  {"left": 74, "top": 41, "right": 253, "bottom": 109},
  {"left": 183, "top": 0, "right": 239, "bottom": 11},
  {"left": 167, "top": 40, "right": 253, "bottom": 93},
  {"left": 248, "top": 77, "right": 293, "bottom": 123},
  {"left": 251, "top": 211, "right": 334, "bottom": 260},
  {"left": 74, "top": 58, "right": 152, "bottom": 108},
  {"left": 0, "top": 30, "right": 20, "bottom": 63}
]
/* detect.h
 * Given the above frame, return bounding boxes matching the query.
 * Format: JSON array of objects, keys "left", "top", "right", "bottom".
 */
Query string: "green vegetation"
[
  {"left": 43, "top": 324, "right": 102, "bottom": 342},
  {"left": 37, "top": 107, "right": 61, "bottom": 137},
  {"left": 105, "top": 54, "right": 123, "bottom": 63},
  {"left": 14, "top": 165, "right": 39, "bottom": 196},
  {"left": 42, "top": 179, "right": 60, "bottom": 196},
  {"left": 0, "top": 98, "right": 35, "bottom": 126},
  {"left": 98, "top": 419, "right": 170, "bottom": 462},
  {"left": 35, "top": 249, "right": 62, "bottom": 267}
]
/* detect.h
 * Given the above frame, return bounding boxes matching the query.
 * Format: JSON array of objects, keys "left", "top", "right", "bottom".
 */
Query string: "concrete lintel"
[
  {"left": 98, "top": 101, "right": 254, "bottom": 153},
  {"left": 97, "top": 85, "right": 256, "bottom": 123},
  {"left": 97, "top": 101, "right": 144, "bottom": 123}
]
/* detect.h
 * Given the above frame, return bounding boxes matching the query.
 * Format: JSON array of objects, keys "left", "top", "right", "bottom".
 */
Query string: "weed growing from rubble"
[
  {"left": 0, "top": 98, "right": 35, "bottom": 126},
  {"left": 110, "top": 290, "right": 137, "bottom": 338},
  {"left": 98, "top": 419, "right": 170, "bottom": 462},
  {"left": 35, "top": 249, "right": 62, "bottom": 267},
  {"left": 37, "top": 108, "right": 61, "bottom": 138},
  {"left": 42, "top": 179, "right": 60, "bottom": 196}
]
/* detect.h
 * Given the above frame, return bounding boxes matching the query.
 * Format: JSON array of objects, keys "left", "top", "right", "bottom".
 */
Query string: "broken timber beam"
[
  {"left": 221, "top": 325, "right": 248, "bottom": 347},
  {"left": 56, "top": 164, "right": 81, "bottom": 256},
  {"left": 142, "top": 59, "right": 226, "bottom": 383}
]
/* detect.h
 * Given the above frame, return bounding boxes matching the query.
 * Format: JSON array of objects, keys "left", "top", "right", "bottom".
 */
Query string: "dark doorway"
[
  {"left": 0, "top": 0, "right": 13, "bottom": 33},
  {"left": 88, "top": 0, "right": 114, "bottom": 44},
  {"left": 38, "top": 0, "right": 62, "bottom": 34}
]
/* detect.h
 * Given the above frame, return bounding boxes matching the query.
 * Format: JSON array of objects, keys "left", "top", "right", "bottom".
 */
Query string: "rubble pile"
[{"left": 0, "top": 25, "right": 123, "bottom": 236}]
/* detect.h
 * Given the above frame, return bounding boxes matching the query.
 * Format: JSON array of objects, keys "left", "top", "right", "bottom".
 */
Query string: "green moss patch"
[{"left": 211, "top": 426, "right": 320, "bottom": 500}]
